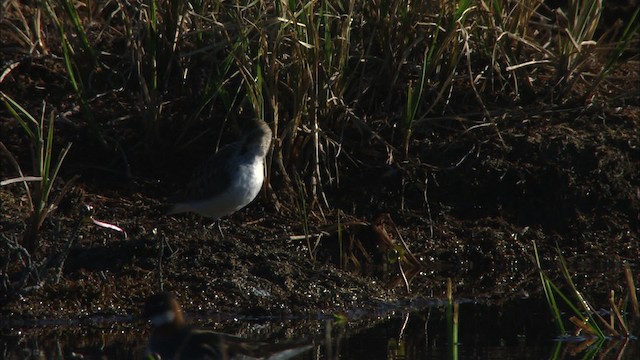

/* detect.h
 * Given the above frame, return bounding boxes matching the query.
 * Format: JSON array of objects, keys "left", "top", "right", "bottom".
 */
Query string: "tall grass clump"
[
  {"left": 0, "top": 96, "right": 128, "bottom": 296},
  {"left": 41, "top": 0, "right": 104, "bottom": 143},
  {"left": 116, "top": 0, "right": 193, "bottom": 149},
  {"left": 550, "top": 0, "right": 639, "bottom": 102},
  {"left": 0, "top": 95, "right": 100, "bottom": 297},
  {"left": 402, "top": 0, "right": 473, "bottom": 156},
  {"left": 474, "top": 0, "right": 639, "bottom": 104},
  {"left": 1, "top": 94, "right": 75, "bottom": 255},
  {"left": 475, "top": 0, "right": 544, "bottom": 99},
  {"left": 220, "top": 0, "right": 479, "bottom": 206}
]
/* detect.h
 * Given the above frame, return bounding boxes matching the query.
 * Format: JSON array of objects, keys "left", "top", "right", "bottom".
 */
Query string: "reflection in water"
[
  {"left": 2, "top": 299, "right": 638, "bottom": 359},
  {"left": 142, "top": 292, "right": 312, "bottom": 359}
]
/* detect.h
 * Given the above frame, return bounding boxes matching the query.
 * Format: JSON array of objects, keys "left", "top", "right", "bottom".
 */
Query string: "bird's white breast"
[{"left": 183, "top": 159, "right": 264, "bottom": 219}]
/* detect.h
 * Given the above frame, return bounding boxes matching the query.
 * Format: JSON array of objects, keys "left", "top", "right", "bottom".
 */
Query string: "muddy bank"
[{"left": 1, "top": 41, "right": 638, "bottom": 322}]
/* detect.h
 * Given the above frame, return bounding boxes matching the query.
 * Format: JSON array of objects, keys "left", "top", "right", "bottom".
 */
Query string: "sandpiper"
[
  {"left": 166, "top": 119, "right": 272, "bottom": 229},
  {"left": 142, "top": 292, "right": 312, "bottom": 360}
]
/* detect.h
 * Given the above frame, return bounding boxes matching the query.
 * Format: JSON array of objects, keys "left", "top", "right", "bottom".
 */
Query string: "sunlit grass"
[
  {"left": 1, "top": 0, "right": 637, "bottom": 210},
  {"left": 550, "top": 0, "right": 639, "bottom": 102}
]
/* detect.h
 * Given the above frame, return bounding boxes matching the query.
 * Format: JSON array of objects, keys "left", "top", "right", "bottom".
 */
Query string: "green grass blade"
[
  {"left": 60, "top": 0, "right": 95, "bottom": 62},
  {"left": 533, "top": 241, "right": 566, "bottom": 334},
  {"left": 0, "top": 92, "right": 38, "bottom": 139}
]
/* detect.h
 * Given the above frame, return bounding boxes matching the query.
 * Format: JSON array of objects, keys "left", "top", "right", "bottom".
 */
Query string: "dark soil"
[{"left": 1, "top": 33, "right": 639, "bottom": 325}]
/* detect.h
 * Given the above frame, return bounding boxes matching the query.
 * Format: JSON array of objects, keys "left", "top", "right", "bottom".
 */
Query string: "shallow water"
[{"left": 2, "top": 298, "right": 638, "bottom": 359}]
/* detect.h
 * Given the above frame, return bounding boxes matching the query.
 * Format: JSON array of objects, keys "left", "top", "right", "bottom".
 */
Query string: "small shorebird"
[
  {"left": 166, "top": 119, "right": 272, "bottom": 233},
  {"left": 142, "top": 292, "right": 312, "bottom": 360}
]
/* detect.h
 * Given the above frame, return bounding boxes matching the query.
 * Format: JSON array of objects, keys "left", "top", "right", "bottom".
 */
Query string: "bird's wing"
[{"left": 174, "top": 142, "right": 239, "bottom": 202}]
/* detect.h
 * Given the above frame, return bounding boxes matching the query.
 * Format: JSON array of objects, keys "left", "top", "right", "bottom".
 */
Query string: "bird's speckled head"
[
  {"left": 240, "top": 119, "right": 272, "bottom": 158},
  {"left": 143, "top": 292, "right": 185, "bottom": 327}
]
